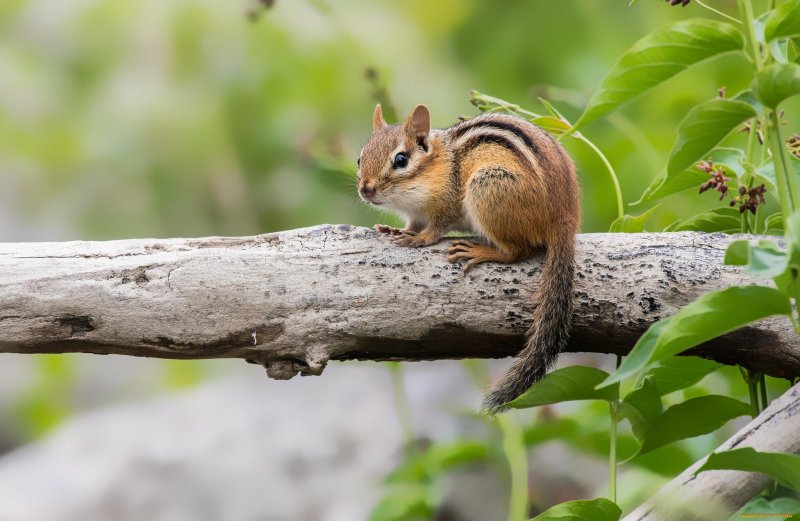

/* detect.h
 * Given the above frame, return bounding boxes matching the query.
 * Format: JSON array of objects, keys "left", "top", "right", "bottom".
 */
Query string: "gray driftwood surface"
[
  {"left": 0, "top": 224, "right": 797, "bottom": 379},
  {"left": 623, "top": 380, "right": 800, "bottom": 521}
]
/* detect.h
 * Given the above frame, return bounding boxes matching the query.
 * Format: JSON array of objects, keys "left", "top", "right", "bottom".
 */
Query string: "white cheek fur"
[{"left": 384, "top": 183, "right": 429, "bottom": 216}]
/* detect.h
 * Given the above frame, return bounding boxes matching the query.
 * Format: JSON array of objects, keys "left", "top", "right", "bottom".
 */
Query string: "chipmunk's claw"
[
  {"left": 392, "top": 232, "right": 426, "bottom": 247},
  {"left": 374, "top": 224, "right": 406, "bottom": 236}
]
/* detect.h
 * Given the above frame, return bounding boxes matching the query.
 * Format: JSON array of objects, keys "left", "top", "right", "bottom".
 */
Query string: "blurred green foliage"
[
  {"left": 12, "top": 355, "right": 75, "bottom": 438},
  {"left": 3, "top": 0, "right": 796, "bottom": 243}
]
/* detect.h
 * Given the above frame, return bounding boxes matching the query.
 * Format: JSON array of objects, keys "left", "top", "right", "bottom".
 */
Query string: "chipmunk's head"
[{"left": 357, "top": 104, "right": 433, "bottom": 210}]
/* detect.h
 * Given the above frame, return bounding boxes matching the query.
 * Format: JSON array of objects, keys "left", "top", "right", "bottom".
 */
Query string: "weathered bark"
[
  {"left": 0, "top": 225, "right": 797, "bottom": 379},
  {"left": 622, "top": 381, "right": 800, "bottom": 521}
]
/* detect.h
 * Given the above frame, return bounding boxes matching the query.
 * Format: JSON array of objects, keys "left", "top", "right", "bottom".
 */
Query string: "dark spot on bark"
[
  {"left": 506, "top": 311, "right": 523, "bottom": 321},
  {"left": 119, "top": 267, "right": 151, "bottom": 286},
  {"left": 639, "top": 296, "right": 661, "bottom": 314},
  {"left": 662, "top": 265, "right": 678, "bottom": 282},
  {"left": 503, "top": 288, "right": 519, "bottom": 295},
  {"left": 58, "top": 315, "right": 95, "bottom": 336}
]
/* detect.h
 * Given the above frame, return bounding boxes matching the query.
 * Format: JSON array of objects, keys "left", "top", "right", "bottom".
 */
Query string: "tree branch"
[
  {"left": 0, "top": 225, "right": 797, "bottom": 379},
  {"left": 622, "top": 381, "right": 800, "bottom": 521}
]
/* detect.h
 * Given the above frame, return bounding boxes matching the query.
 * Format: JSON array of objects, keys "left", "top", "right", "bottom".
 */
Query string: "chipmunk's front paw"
[{"left": 374, "top": 224, "right": 406, "bottom": 236}]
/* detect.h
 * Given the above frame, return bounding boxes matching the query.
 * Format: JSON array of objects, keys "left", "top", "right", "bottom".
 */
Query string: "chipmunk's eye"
[
  {"left": 357, "top": 157, "right": 361, "bottom": 167},
  {"left": 393, "top": 152, "right": 408, "bottom": 169}
]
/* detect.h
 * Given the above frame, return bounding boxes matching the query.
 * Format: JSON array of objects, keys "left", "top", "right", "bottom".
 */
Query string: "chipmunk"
[{"left": 357, "top": 103, "right": 580, "bottom": 413}]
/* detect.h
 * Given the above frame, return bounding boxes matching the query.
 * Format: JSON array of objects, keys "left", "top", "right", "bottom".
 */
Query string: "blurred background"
[{"left": 0, "top": 0, "right": 795, "bottom": 520}]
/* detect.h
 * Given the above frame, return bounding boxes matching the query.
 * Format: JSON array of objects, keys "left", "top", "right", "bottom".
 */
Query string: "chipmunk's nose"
[{"left": 360, "top": 185, "right": 377, "bottom": 201}]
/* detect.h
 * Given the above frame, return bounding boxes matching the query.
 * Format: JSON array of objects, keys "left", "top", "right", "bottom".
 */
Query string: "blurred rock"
[{"left": 0, "top": 361, "right": 498, "bottom": 521}]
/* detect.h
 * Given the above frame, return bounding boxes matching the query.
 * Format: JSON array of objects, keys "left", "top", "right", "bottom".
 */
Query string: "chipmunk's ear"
[
  {"left": 404, "top": 104, "right": 430, "bottom": 149},
  {"left": 372, "top": 104, "right": 387, "bottom": 131}
]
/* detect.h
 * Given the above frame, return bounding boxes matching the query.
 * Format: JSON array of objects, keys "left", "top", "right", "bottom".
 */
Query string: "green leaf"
[
  {"left": 600, "top": 319, "right": 672, "bottom": 388},
  {"left": 609, "top": 205, "right": 660, "bottom": 232},
  {"left": 530, "top": 498, "right": 621, "bottom": 521},
  {"left": 793, "top": 36, "right": 800, "bottom": 64},
  {"left": 770, "top": 39, "right": 791, "bottom": 64},
  {"left": 667, "top": 98, "right": 756, "bottom": 178},
  {"left": 724, "top": 238, "right": 789, "bottom": 277},
  {"left": 538, "top": 97, "right": 568, "bottom": 120},
  {"left": 509, "top": 366, "right": 618, "bottom": 409},
  {"left": 651, "top": 286, "right": 789, "bottom": 368},
  {"left": 733, "top": 497, "right": 800, "bottom": 520},
  {"left": 574, "top": 20, "right": 745, "bottom": 130},
  {"left": 523, "top": 413, "right": 694, "bottom": 476},
  {"left": 665, "top": 207, "right": 742, "bottom": 233},
  {"left": 697, "top": 447, "right": 800, "bottom": 492},
  {"left": 756, "top": 155, "right": 800, "bottom": 195},
  {"left": 724, "top": 239, "right": 751, "bottom": 265},
  {"left": 621, "top": 376, "right": 662, "bottom": 441},
  {"left": 753, "top": 63, "right": 800, "bottom": 108},
  {"left": 423, "top": 441, "right": 487, "bottom": 471},
  {"left": 774, "top": 211, "right": 800, "bottom": 299},
  {"left": 635, "top": 168, "right": 707, "bottom": 204},
  {"left": 635, "top": 396, "right": 751, "bottom": 457},
  {"left": 637, "top": 356, "right": 722, "bottom": 395},
  {"left": 764, "top": 213, "right": 785, "bottom": 234},
  {"left": 750, "top": 240, "right": 789, "bottom": 277},
  {"left": 369, "top": 484, "right": 432, "bottom": 521},
  {"left": 599, "top": 286, "right": 791, "bottom": 388},
  {"left": 532, "top": 115, "right": 571, "bottom": 135},
  {"left": 765, "top": 0, "right": 800, "bottom": 42}
]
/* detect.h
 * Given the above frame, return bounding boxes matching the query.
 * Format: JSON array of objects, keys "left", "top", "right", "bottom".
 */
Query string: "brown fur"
[{"left": 358, "top": 104, "right": 580, "bottom": 413}]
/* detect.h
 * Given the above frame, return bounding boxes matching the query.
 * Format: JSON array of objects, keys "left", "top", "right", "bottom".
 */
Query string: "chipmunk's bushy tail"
[{"left": 481, "top": 233, "right": 575, "bottom": 414}]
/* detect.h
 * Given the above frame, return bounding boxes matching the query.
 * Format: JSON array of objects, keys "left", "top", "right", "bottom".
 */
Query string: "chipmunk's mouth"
[{"left": 360, "top": 193, "right": 383, "bottom": 206}]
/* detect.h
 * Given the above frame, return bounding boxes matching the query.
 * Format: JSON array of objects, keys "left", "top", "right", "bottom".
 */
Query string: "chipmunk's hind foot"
[{"left": 447, "top": 241, "right": 517, "bottom": 273}]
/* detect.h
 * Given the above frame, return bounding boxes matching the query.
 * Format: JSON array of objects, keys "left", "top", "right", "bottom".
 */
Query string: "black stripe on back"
[
  {"left": 457, "top": 133, "right": 531, "bottom": 168},
  {"left": 452, "top": 119, "right": 541, "bottom": 158}
]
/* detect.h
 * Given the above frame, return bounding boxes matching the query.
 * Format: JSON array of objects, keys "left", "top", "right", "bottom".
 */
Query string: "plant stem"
[
  {"left": 741, "top": 118, "right": 760, "bottom": 233},
  {"left": 608, "top": 354, "right": 621, "bottom": 503},
  {"left": 759, "top": 373, "right": 769, "bottom": 412},
  {"left": 498, "top": 415, "right": 529, "bottom": 521},
  {"left": 746, "top": 369, "right": 761, "bottom": 417},
  {"left": 768, "top": 110, "right": 798, "bottom": 217},
  {"left": 739, "top": 0, "right": 764, "bottom": 69},
  {"left": 696, "top": 0, "right": 742, "bottom": 24},
  {"left": 388, "top": 362, "right": 416, "bottom": 455},
  {"left": 575, "top": 133, "right": 625, "bottom": 220},
  {"left": 608, "top": 400, "right": 618, "bottom": 503}
]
